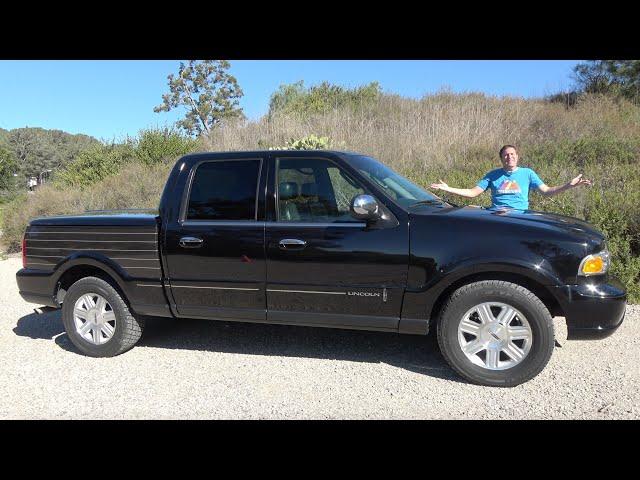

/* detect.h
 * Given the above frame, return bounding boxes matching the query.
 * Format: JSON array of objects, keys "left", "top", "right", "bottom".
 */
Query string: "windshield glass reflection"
[{"left": 350, "top": 155, "right": 448, "bottom": 208}]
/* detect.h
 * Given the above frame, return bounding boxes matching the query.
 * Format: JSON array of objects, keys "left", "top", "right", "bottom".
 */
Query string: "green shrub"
[
  {"left": 54, "top": 142, "right": 135, "bottom": 189},
  {"left": 133, "top": 127, "right": 199, "bottom": 165},
  {"left": 268, "top": 80, "right": 381, "bottom": 117},
  {"left": 583, "top": 188, "right": 640, "bottom": 301},
  {"left": 269, "top": 134, "right": 337, "bottom": 151},
  {"left": 53, "top": 128, "right": 199, "bottom": 189}
]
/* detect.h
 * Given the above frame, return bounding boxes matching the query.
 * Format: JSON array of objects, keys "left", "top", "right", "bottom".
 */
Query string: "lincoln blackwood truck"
[{"left": 16, "top": 151, "right": 627, "bottom": 386}]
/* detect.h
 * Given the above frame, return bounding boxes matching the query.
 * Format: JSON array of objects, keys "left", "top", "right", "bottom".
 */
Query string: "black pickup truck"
[{"left": 16, "top": 150, "right": 627, "bottom": 386}]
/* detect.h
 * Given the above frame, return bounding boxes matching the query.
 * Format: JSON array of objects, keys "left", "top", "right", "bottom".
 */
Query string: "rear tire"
[
  {"left": 437, "top": 280, "right": 554, "bottom": 387},
  {"left": 61, "top": 276, "right": 144, "bottom": 357}
]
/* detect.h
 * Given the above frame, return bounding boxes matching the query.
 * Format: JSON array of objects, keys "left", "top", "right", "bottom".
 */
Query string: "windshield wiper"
[{"left": 409, "top": 199, "right": 447, "bottom": 207}]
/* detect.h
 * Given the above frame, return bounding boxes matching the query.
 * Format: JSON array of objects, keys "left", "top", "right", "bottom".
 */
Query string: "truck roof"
[{"left": 179, "top": 150, "right": 365, "bottom": 161}]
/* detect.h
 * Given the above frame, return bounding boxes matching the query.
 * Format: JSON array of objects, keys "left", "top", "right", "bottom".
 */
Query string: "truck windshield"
[{"left": 349, "top": 155, "right": 447, "bottom": 208}]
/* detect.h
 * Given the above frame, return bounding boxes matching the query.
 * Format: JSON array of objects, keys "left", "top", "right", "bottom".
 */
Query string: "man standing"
[{"left": 429, "top": 145, "right": 592, "bottom": 211}]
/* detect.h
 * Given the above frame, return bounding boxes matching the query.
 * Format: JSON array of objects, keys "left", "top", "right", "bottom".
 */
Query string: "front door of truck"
[
  {"left": 163, "top": 157, "right": 266, "bottom": 321},
  {"left": 265, "top": 154, "right": 409, "bottom": 331}
]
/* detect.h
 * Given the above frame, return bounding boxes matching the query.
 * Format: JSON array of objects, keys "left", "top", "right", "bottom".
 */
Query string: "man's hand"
[
  {"left": 570, "top": 173, "right": 593, "bottom": 187},
  {"left": 430, "top": 179, "right": 449, "bottom": 191},
  {"left": 539, "top": 173, "right": 593, "bottom": 196}
]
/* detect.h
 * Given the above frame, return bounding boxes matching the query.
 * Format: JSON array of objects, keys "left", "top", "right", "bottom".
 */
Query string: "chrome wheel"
[
  {"left": 73, "top": 293, "right": 116, "bottom": 345},
  {"left": 457, "top": 302, "right": 532, "bottom": 371}
]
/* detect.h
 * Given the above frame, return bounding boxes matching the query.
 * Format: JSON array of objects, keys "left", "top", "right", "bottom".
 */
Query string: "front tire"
[
  {"left": 437, "top": 280, "right": 555, "bottom": 387},
  {"left": 61, "top": 276, "right": 144, "bottom": 357}
]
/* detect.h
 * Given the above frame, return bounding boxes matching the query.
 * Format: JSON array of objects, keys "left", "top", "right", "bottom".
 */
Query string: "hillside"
[{"left": 1, "top": 92, "right": 639, "bottom": 300}]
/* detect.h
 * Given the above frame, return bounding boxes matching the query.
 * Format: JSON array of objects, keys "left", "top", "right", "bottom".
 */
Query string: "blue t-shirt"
[{"left": 476, "top": 167, "right": 544, "bottom": 210}]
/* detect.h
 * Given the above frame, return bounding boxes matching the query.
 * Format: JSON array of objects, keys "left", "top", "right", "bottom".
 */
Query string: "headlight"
[{"left": 578, "top": 250, "right": 610, "bottom": 276}]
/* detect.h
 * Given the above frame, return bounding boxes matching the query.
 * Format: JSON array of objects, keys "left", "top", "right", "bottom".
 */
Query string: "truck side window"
[
  {"left": 187, "top": 160, "right": 260, "bottom": 221},
  {"left": 277, "top": 158, "right": 366, "bottom": 223}
]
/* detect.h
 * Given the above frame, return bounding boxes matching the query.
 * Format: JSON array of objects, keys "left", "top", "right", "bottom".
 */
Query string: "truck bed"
[{"left": 25, "top": 211, "right": 161, "bottom": 280}]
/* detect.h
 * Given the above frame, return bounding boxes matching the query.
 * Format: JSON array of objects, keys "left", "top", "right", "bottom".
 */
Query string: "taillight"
[{"left": 22, "top": 234, "right": 26, "bottom": 268}]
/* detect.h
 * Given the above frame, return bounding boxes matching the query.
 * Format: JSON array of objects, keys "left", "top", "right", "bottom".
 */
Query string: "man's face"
[{"left": 501, "top": 147, "right": 519, "bottom": 171}]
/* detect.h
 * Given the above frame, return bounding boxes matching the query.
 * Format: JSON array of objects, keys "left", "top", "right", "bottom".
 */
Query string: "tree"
[
  {"left": 8, "top": 128, "right": 34, "bottom": 165},
  {"left": 0, "top": 145, "right": 19, "bottom": 192},
  {"left": 5, "top": 127, "right": 99, "bottom": 182},
  {"left": 154, "top": 60, "right": 244, "bottom": 137},
  {"left": 573, "top": 60, "right": 640, "bottom": 103}
]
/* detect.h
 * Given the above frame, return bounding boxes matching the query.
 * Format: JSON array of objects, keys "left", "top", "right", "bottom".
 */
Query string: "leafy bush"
[
  {"left": 269, "top": 134, "right": 335, "bottom": 150},
  {"left": 133, "top": 127, "right": 199, "bottom": 165},
  {"left": 54, "top": 142, "right": 136, "bottom": 189},
  {"left": 268, "top": 80, "right": 381, "bottom": 117},
  {"left": 53, "top": 128, "right": 199, "bottom": 189}
]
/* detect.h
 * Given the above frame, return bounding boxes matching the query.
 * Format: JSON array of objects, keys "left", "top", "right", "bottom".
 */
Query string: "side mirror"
[{"left": 350, "top": 194, "right": 380, "bottom": 221}]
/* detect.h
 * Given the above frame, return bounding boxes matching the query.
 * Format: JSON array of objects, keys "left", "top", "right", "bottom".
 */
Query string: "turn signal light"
[
  {"left": 582, "top": 257, "right": 604, "bottom": 274},
  {"left": 578, "top": 250, "right": 610, "bottom": 276}
]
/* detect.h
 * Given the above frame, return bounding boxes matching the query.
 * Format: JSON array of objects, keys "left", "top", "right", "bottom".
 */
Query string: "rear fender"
[{"left": 53, "top": 253, "right": 132, "bottom": 301}]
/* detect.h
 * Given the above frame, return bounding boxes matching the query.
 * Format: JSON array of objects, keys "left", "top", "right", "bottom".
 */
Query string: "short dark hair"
[{"left": 499, "top": 145, "right": 518, "bottom": 157}]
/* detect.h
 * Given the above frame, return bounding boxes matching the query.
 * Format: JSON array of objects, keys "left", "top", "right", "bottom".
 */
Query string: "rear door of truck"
[{"left": 162, "top": 155, "right": 267, "bottom": 321}]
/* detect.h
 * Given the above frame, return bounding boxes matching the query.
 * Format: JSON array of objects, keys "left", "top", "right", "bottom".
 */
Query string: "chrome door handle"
[
  {"left": 179, "top": 236, "right": 204, "bottom": 248},
  {"left": 279, "top": 238, "right": 307, "bottom": 250}
]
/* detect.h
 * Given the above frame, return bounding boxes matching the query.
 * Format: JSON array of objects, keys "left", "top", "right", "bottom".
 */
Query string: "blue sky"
[{"left": 0, "top": 60, "right": 581, "bottom": 142}]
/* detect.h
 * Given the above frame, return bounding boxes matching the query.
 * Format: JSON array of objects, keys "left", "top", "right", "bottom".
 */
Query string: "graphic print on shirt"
[{"left": 497, "top": 179, "right": 521, "bottom": 194}]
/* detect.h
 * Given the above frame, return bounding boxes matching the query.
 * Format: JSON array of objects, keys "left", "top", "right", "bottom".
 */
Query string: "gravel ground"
[{"left": 1, "top": 255, "right": 638, "bottom": 419}]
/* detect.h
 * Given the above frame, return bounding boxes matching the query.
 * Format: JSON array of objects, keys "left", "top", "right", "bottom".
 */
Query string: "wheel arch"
[
  {"left": 428, "top": 271, "right": 565, "bottom": 329},
  {"left": 54, "top": 259, "right": 130, "bottom": 307}
]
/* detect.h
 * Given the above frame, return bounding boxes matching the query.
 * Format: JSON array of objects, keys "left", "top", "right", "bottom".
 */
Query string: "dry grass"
[
  {"left": 2, "top": 162, "right": 171, "bottom": 250},
  {"left": 203, "top": 92, "right": 640, "bottom": 170}
]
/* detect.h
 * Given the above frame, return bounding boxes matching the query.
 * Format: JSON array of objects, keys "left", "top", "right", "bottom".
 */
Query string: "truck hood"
[{"left": 410, "top": 205, "right": 605, "bottom": 247}]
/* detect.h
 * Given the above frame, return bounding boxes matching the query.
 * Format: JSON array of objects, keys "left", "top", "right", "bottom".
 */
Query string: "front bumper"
[{"left": 552, "top": 277, "right": 627, "bottom": 340}]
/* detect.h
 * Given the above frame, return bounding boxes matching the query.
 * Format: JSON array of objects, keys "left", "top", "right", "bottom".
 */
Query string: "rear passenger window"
[{"left": 187, "top": 160, "right": 261, "bottom": 221}]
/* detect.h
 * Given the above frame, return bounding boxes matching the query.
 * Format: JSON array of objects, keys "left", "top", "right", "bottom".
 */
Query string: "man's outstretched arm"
[
  {"left": 430, "top": 180, "right": 485, "bottom": 198},
  {"left": 538, "top": 174, "right": 592, "bottom": 196}
]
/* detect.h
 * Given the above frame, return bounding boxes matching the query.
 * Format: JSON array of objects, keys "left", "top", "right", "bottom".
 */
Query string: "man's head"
[{"left": 499, "top": 145, "right": 519, "bottom": 172}]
